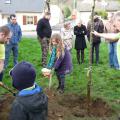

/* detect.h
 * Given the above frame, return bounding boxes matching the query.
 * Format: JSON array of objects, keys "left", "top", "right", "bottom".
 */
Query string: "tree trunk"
[{"left": 87, "top": 0, "right": 96, "bottom": 115}]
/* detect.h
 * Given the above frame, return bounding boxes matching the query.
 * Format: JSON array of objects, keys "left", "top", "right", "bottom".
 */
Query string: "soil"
[{"left": 0, "top": 89, "right": 115, "bottom": 120}]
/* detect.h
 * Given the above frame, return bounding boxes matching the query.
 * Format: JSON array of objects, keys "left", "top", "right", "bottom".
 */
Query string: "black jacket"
[
  {"left": 74, "top": 24, "right": 87, "bottom": 50},
  {"left": 87, "top": 18, "right": 104, "bottom": 43},
  {"left": 9, "top": 86, "right": 48, "bottom": 120},
  {"left": 36, "top": 18, "right": 52, "bottom": 39}
]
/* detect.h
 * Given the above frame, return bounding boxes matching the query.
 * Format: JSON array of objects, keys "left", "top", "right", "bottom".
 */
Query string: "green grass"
[{"left": 2, "top": 38, "right": 120, "bottom": 114}]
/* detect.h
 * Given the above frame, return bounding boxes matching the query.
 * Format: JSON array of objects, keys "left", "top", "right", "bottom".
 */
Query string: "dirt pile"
[
  {"left": 0, "top": 91, "right": 114, "bottom": 120},
  {"left": 46, "top": 90, "right": 113, "bottom": 120}
]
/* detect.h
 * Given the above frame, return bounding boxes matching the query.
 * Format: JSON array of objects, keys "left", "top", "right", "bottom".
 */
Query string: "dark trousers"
[
  {"left": 76, "top": 49, "right": 84, "bottom": 64},
  {"left": 38, "top": 37, "right": 49, "bottom": 67},
  {"left": 56, "top": 74, "right": 65, "bottom": 90},
  {"left": 0, "top": 72, "right": 3, "bottom": 81},
  {"left": 92, "top": 43, "right": 100, "bottom": 64}
]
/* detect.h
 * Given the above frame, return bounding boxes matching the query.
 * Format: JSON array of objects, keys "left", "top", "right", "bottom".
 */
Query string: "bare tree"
[
  {"left": 87, "top": 0, "right": 96, "bottom": 115},
  {"left": 44, "top": 0, "right": 50, "bottom": 12}
]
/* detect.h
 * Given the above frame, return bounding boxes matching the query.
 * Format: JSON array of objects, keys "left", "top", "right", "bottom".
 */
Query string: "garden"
[{"left": 0, "top": 37, "right": 120, "bottom": 120}]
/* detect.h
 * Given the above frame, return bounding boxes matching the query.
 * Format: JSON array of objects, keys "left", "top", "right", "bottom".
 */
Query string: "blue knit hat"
[{"left": 10, "top": 61, "right": 36, "bottom": 90}]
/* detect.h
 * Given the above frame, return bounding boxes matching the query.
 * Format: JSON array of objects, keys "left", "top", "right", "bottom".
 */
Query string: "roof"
[
  {"left": 77, "top": 0, "right": 120, "bottom": 12},
  {"left": 0, "top": 0, "right": 45, "bottom": 14}
]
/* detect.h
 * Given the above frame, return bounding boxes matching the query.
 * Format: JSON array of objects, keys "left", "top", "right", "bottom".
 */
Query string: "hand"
[
  {"left": 42, "top": 72, "right": 51, "bottom": 77},
  {"left": 41, "top": 68, "right": 51, "bottom": 78},
  {"left": 82, "top": 31, "right": 85, "bottom": 34},
  {"left": 0, "top": 82, "right": 3, "bottom": 86},
  {"left": 91, "top": 31, "right": 99, "bottom": 36}
]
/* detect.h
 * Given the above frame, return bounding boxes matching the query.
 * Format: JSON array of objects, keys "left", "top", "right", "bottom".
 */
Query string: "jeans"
[
  {"left": 108, "top": 42, "right": 119, "bottom": 69},
  {"left": 4, "top": 43, "right": 18, "bottom": 68}
]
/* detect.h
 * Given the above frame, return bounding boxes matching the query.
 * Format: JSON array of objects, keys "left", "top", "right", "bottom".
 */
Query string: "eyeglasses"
[
  {"left": 11, "top": 19, "right": 16, "bottom": 20},
  {"left": 7, "top": 37, "right": 11, "bottom": 40}
]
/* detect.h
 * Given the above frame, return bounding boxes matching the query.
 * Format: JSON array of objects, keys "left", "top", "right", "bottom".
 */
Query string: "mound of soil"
[
  {"left": 46, "top": 89, "right": 113, "bottom": 120},
  {"left": 0, "top": 90, "right": 114, "bottom": 120}
]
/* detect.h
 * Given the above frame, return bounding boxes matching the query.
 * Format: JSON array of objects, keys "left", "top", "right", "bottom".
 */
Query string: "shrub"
[
  {"left": 97, "top": 10, "right": 108, "bottom": 19},
  {"left": 63, "top": 6, "right": 71, "bottom": 18}
]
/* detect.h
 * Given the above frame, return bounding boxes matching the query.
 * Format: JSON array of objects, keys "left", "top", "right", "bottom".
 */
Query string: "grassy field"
[{"left": 1, "top": 37, "right": 120, "bottom": 118}]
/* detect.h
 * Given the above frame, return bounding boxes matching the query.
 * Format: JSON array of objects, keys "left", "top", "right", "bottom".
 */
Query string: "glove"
[{"left": 41, "top": 68, "right": 51, "bottom": 77}]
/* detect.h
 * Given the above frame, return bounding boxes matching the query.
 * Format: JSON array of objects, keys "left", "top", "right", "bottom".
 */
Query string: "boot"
[
  {"left": 77, "top": 53, "right": 80, "bottom": 64},
  {"left": 81, "top": 50, "right": 84, "bottom": 63},
  {"left": 56, "top": 81, "right": 61, "bottom": 90},
  {"left": 59, "top": 75, "right": 65, "bottom": 94},
  {"left": 56, "top": 75, "right": 61, "bottom": 90}
]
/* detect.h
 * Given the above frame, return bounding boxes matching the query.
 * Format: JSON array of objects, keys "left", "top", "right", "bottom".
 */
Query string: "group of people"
[
  {"left": 0, "top": 22, "right": 48, "bottom": 120},
  {"left": 0, "top": 10, "right": 120, "bottom": 120}
]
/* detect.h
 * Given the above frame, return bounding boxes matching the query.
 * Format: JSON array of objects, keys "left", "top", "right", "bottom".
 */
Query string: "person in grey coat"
[{"left": 9, "top": 61, "right": 48, "bottom": 120}]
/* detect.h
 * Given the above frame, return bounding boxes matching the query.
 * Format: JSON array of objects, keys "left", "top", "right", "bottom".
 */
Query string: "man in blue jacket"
[{"left": 4, "top": 14, "right": 22, "bottom": 68}]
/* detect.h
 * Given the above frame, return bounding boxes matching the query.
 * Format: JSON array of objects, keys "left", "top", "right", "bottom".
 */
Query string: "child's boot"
[{"left": 59, "top": 75, "right": 65, "bottom": 94}]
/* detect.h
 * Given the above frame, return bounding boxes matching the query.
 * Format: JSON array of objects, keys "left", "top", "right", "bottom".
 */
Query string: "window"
[
  {"left": 5, "top": 0, "right": 11, "bottom": 4},
  {"left": 23, "top": 16, "right": 37, "bottom": 25},
  {"left": 26, "top": 16, "right": 34, "bottom": 24}
]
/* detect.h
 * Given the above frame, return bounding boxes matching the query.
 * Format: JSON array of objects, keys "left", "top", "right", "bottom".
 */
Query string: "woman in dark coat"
[{"left": 74, "top": 20, "right": 87, "bottom": 64}]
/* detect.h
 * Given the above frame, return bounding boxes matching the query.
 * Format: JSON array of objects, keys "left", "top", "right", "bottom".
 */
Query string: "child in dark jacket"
[
  {"left": 9, "top": 61, "right": 48, "bottom": 120},
  {"left": 46, "top": 33, "right": 73, "bottom": 93}
]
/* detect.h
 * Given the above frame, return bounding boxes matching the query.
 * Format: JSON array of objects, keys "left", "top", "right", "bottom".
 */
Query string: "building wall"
[
  {"left": 0, "top": 14, "right": 2, "bottom": 26},
  {"left": 16, "top": 13, "right": 42, "bottom": 31},
  {"left": 0, "top": 13, "right": 42, "bottom": 31},
  {"left": 78, "top": 11, "right": 116, "bottom": 27},
  {"left": 50, "top": 5, "right": 64, "bottom": 26},
  {"left": 0, "top": 14, "right": 9, "bottom": 26},
  {"left": 73, "top": 12, "right": 91, "bottom": 26}
]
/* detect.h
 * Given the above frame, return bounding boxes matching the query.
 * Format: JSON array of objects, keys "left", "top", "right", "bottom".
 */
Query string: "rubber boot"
[
  {"left": 81, "top": 50, "right": 84, "bottom": 63},
  {"left": 77, "top": 53, "right": 80, "bottom": 64}
]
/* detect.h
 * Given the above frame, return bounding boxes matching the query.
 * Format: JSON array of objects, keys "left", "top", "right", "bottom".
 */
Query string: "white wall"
[
  {"left": 0, "top": 14, "right": 9, "bottom": 26},
  {"left": 78, "top": 12, "right": 91, "bottom": 26},
  {"left": 50, "top": 5, "right": 64, "bottom": 26},
  {"left": 0, "top": 14, "right": 2, "bottom": 26},
  {"left": 0, "top": 13, "right": 42, "bottom": 31},
  {"left": 16, "top": 12, "right": 42, "bottom": 31}
]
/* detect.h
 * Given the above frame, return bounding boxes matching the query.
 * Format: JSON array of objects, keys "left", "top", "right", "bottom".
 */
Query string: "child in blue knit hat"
[{"left": 9, "top": 61, "right": 48, "bottom": 120}]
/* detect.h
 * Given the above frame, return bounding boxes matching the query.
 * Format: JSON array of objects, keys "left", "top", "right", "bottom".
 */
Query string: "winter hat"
[{"left": 10, "top": 61, "right": 36, "bottom": 90}]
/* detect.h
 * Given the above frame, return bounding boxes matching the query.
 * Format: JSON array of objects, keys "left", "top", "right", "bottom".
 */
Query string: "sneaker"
[
  {"left": 58, "top": 89, "right": 64, "bottom": 94},
  {"left": 56, "top": 86, "right": 60, "bottom": 91},
  {"left": 115, "top": 68, "right": 120, "bottom": 70}
]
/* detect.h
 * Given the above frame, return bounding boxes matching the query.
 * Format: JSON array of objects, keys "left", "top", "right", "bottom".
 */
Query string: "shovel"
[{"left": 0, "top": 82, "right": 16, "bottom": 96}]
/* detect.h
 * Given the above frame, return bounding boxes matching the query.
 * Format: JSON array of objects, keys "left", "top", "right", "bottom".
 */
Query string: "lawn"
[{"left": 1, "top": 37, "right": 120, "bottom": 119}]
